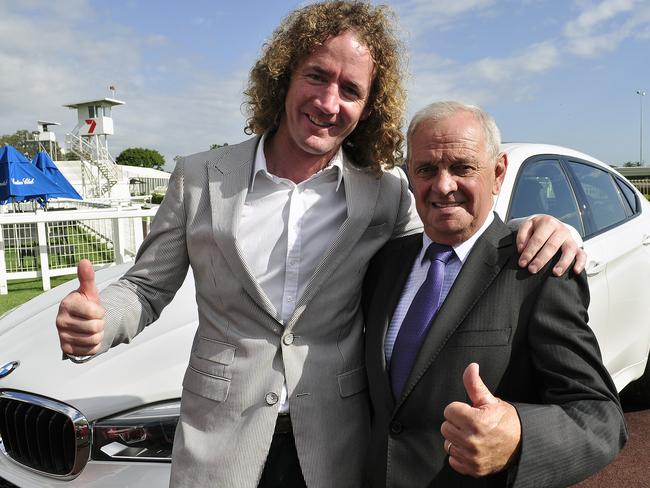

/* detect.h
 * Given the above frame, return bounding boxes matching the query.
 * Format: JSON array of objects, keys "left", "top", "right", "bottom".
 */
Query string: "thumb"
[
  {"left": 463, "top": 362, "right": 497, "bottom": 407},
  {"left": 77, "top": 259, "right": 100, "bottom": 303}
]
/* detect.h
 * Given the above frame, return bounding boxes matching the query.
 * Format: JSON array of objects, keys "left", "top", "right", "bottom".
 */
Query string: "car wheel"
[{"left": 620, "top": 356, "right": 650, "bottom": 408}]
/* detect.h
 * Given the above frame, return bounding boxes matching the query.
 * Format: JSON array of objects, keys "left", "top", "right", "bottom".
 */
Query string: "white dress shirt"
[
  {"left": 238, "top": 134, "right": 348, "bottom": 411},
  {"left": 384, "top": 212, "right": 495, "bottom": 364}
]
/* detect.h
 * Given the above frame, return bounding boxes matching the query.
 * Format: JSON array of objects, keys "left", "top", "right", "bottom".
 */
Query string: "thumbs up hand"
[
  {"left": 56, "top": 259, "right": 106, "bottom": 357},
  {"left": 440, "top": 363, "right": 522, "bottom": 477}
]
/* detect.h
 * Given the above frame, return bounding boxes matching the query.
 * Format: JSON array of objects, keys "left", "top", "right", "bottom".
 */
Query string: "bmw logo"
[{"left": 0, "top": 361, "right": 19, "bottom": 379}]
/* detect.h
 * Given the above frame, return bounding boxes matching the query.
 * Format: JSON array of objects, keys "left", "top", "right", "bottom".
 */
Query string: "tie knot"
[{"left": 425, "top": 242, "right": 454, "bottom": 264}]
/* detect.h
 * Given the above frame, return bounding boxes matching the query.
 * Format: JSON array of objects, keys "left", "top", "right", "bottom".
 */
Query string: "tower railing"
[{"left": 65, "top": 123, "right": 119, "bottom": 198}]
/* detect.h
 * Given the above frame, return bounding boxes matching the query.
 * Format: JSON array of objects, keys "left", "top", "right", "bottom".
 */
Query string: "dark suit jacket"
[{"left": 362, "top": 215, "right": 627, "bottom": 488}]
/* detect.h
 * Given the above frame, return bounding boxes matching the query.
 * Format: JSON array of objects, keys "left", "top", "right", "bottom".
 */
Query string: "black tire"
[{"left": 620, "top": 356, "right": 650, "bottom": 408}]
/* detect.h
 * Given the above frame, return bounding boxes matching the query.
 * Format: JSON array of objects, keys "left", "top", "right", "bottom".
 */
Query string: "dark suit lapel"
[
  {"left": 396, "top": 216, "right": 515, "bottom": 406},
  {"left": 366, "top": 234, "right": 423, "bottom": 409},
  {"left": 207, "top": 136, "right": 277, "bottom": 320}
]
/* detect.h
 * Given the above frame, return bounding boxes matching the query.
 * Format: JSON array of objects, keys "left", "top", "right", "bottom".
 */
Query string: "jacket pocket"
[
  {"left": 194, "top": 336, "right": 236, "bottom": 365},
  {"left": 447, "top": 328, "right": 512, "bottom": 347},
  {"left": 338, "top": 365, "right": 368, "bottom": 398},
  {"left": 183, "top": 365, "right": 231, "bottom": 403}
]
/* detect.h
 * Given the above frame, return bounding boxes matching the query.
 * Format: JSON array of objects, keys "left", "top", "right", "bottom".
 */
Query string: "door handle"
[
  {"left": 586, "top": 261, "right": 606, "bottom": 276},
  {"left": 642, "top": 234, "right": 650, "bottom": 246}
]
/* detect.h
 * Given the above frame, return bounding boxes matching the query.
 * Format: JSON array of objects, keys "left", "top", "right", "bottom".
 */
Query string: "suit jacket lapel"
[
  {"left": 367, "top": 234, "right": 422, "bottom": 409},
  {"left": 396, "top": 217, "right": 515, "bottom": 406},
  {"left": 207, "top": 136, "right": 277, "bottom": 319},
  {"left": 287, "top": 161, "right": 380, "bottom": 328}
]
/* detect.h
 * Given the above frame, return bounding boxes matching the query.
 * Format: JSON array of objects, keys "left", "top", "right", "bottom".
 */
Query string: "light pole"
[{"left": 637, "top": 90, "right": 646, "bottom": 165}]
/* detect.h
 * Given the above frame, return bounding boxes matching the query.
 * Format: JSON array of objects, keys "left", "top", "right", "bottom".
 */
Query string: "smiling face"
[
  {"left": 408, "top": 110, "right": 507, "bottom": 245},
  {"left": 273, "top": 30, "right": 374, "bottom": 167}
]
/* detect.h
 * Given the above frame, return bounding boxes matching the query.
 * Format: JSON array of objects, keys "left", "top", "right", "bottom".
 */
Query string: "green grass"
[
  {"left": 1, "top": 222, "right": 117, "bottom": 316},
  {"left": 3, "top": 223, "right": 115, "bottom": 272},
  {"left": 0, "top": 275, "right": 77, "bottom": 316}
]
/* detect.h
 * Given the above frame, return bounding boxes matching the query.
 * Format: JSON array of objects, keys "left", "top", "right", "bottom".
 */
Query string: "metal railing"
[
  {"left": 65, "top": 128, "right": 119, "bottom": 198},
  {"left": 0, "top": 205, "right": 158, "bottom": 294},
  {"left": 629, "top": 178, "right": 650, "bottom": 196}
]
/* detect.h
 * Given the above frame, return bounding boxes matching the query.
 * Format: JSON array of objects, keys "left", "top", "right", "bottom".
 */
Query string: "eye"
[
  {"left": 415, "top": 164, "right": 436, "bottom": 177},
  {"left": 452, "top": 163, "right": 474, "bottom": 175},
  {"left": 306, "top": 72, "right": 326, "bottom": 83},
  {"left": 341, "top": 85, "right": 361, "bottom": 100}
]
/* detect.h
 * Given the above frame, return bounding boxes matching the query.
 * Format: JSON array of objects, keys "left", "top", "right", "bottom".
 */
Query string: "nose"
[
  {"left": 315, "top": 84, "right": 341, "bottom": 115},
  {"left": 432, "top": 170, "right": 457, "bottom": 195}
]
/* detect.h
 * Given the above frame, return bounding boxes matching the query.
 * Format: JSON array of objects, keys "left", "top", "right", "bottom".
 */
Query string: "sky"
[{"left": 1, "top": 0, "right": 649, "bottom": 170}]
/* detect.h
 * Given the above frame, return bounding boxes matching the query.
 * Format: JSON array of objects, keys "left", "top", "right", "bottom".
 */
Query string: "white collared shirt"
[
  {"left": 238, "top": 134, "right": 348, "bottom": 411},
  {"left": 384, "top": 212, "right": 495, "bottom": 363}
]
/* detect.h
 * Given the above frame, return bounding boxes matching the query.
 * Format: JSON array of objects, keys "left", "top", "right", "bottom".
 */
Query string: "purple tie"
[{"left": 390, "top": 243, "right": 454, "bottom": 399}]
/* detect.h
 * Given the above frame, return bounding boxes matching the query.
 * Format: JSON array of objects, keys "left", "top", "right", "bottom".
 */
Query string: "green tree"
[
  {"left": 1, "top": 129, "right": 35, "bottom": 158},
  {"left": 210, "top": 142, "right": 229, "bottom": 150},
  {"left": 1, "top": 129, "right": 72, "bottom": 161},
  {"left": 116, "top": 147, "right": 165, "bottom": 170}
]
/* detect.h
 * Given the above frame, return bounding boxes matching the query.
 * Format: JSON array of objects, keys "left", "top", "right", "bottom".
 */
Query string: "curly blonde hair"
[{"left": 243, "top": 1, "right": 406, "bottom": 172}]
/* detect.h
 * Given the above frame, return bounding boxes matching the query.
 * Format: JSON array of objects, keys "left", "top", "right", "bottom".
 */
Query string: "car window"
[
  {"left": 615, "top": 177, "right": 639, "bottom": 216},
  {"left": 508, "top": 158, "right": 585, "bottom": 236},
  {"left": 568, "top": 161, "right": 628, "bottom": 234}
]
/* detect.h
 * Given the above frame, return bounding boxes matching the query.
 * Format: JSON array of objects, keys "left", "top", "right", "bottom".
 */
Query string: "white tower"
[
  {"left": 33, "top": 120, "right": 61, "bottom": 159},
  {"left": 64, "top": 97, "right": 125, "bottom": 198}
]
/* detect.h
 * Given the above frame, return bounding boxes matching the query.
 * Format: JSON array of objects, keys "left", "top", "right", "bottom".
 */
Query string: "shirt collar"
[
  {"left": 420, "top": 211, "right": 495, "bottom": 265},
  {"left": 250, "top": 133, "right": 344, "bottom": 191}
]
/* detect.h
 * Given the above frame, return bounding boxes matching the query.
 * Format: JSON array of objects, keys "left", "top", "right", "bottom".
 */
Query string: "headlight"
[{"left": 91, "top": 400, "right": 180, "bottom": 462}]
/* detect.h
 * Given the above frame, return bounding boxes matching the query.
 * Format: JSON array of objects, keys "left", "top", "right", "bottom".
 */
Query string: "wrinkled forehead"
[{"left": 408, "top": 113, "right": 488, "bottom": 162}]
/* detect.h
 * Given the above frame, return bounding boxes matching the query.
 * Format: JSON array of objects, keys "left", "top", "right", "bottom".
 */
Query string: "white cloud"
[
  {"left": 564, "top": 0, "right": 650, "bottom": 57},
  {"left": 407, "top": 41, "right": 559, "bottom": 118},
  {"left": 566, "top": 0, "right": 638, "bottom": 34},
  {"left": 0, "top": 0, "right": 251, "bottom": 170},
  {"left": 112, "top": 71, "right": 249, "bottom": 165},
  {"left": 396, "top": 0, "right": 496, "bottom": 36},
  {"left": 472, "top": 42, "right": 560, "bottom": 82}
]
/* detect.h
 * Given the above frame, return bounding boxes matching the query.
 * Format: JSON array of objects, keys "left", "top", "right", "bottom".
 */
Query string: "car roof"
[{"left": 500, "top": 142, "right": 608, "bottom": 169}]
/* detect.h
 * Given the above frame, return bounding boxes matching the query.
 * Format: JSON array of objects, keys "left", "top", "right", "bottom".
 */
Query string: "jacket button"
[
  {"left": 283, "top": 333, "right": 294, "bottom": 345},
  {"left": 390, "top": 421, "right": 402, "bottom": 435},
  {"left": 265, "top": 392, "right": 279, "bottom": 405}
]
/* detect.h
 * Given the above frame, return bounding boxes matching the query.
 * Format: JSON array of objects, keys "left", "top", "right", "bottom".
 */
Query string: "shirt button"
[
  {"left": 265, "top": 392, "right": 279, "bottom": 405},
  {"left": 287, "top": 296, "right": 294, "bottom": 302},
  {"left": 283, "top": 333, "right": 294, "bottom": 346},
  {"left": 389, "top": 421, "right": 403, "bottom": 435}
]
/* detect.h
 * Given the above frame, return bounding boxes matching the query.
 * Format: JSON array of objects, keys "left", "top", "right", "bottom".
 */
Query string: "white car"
[{"left": 1, "top": 143, "right": 649, "bottom": 487}]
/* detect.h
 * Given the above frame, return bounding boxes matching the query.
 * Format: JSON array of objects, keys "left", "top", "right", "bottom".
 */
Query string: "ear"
[{"left": 492, "top": 152, "right": 508, "bottom": 195}]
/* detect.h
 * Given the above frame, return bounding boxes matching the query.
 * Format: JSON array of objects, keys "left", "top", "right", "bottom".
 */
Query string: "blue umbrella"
[
  {"left": 0, "top": 145, "right": 65, "bottom": 204},
  {"left": 32, "top": 151, "right": 83, "bottom": 200}
]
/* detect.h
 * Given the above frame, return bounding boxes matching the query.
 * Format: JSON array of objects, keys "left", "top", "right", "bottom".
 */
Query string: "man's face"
[
  {"left": 408, "top": 111, "right": 507, "bottom": 245},
  {"left": 276, "top": 30, "right": 374, "bottom": 162}
]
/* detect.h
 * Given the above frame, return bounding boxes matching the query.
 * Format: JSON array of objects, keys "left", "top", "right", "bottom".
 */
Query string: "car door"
[
  {"left": 506, "top": 157, "right": 609, "bottom": 369},
  {"left": 566, "top": 160, "right": 650, "bottom": 385}
]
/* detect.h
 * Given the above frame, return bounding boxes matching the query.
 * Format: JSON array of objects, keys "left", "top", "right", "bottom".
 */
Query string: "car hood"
[{"left": 0, "top": 264, "right": 198, "bottom": 421}]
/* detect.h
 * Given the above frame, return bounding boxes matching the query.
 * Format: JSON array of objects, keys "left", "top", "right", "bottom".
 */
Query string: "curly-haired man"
[{"left": 56, "top": 2, "right": 584, "bottom": 487}]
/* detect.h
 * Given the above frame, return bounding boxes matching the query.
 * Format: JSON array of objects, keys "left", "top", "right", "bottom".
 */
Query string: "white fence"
[
  {"left": 630, "top": 178, "right": 650, "bottom": 196},
  {"left": 0, "top": 206, "right": 158, "bottom": 295}
]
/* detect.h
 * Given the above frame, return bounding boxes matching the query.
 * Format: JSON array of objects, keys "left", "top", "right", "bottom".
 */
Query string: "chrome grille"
[{"left": 0, "top": 390, "right": 90, "bottom": 479}]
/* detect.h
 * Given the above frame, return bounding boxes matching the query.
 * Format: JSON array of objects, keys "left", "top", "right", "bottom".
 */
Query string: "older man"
[
  {"left": 55, "top": 3, "right": 584, "bottom": 488},
  {"left": 363, "top": 101, "right": 626, "bottom": 488}
]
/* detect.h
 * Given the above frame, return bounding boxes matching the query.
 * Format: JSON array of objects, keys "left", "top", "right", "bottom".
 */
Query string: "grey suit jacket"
[
  {"left": 98, "top": 136, "right": 421, "bottom": 487},
  {"left": 363, "top": 216, "right": 627, "bottom": 488}
]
